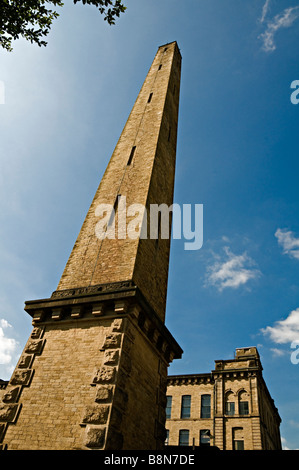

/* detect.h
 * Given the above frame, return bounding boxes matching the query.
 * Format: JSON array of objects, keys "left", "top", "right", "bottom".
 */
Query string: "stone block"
[
  {"left": 85, "top": 426, "right": 106, "bottom": 448},
  {"left": 92, "top": 366, "right": 116, "bottom": 384},
  {"left": 82, "top": 405, "right": 110, "bottom": 425}
]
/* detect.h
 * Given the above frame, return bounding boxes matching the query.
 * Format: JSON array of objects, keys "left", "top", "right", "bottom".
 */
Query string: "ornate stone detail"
[
  {"left": 2, "top": 387, "right": 20, "bottom": 404},
  {"left": 102, "top": 333, "right": 121, "bottom": 349},
  {"left": 0, "top": 404, "right": 19, "bottom": 423},
  {"left": 31, "top": 327, "right": 43, "bottom": 339},
  {"left": 82, "top": 405, "right": 110, "bottom": 425},
  {"left": 92, "top": 367, "right": 116, "bottom": 384},
  {"left": 95, "top": 386, "right": 113, "bottom": 403},
  {"left": 103, "top": 350, "right": 119, "bottom": 365},
  {"left": 112, "top": 319, "right": 123, "bottom": 332},
  {"left": 84, "top": 425, "right": 106, "bottom": 448},
  {"left": 10, "top": 369, "right": 33, "bottom": 386},
  {"left": 25, "top": 340, "right": 44, "bottom": 355},
  {"left": 18, "top": 355, "right": 33, "bottom": 369},
  {"left": 51, "top": 280, "right": 135, "bottom": 299}
]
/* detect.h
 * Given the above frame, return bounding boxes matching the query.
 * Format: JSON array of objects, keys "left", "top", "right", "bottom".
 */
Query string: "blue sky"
[{"left": 1, "top": 0, "right": 299, "bottom": 450}]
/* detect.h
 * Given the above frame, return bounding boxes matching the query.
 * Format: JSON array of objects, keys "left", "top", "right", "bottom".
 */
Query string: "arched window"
[
  {"left": 238, "top": 390, "right": 250, "bottom": 415},
  {"left": 225, "top": 391, "right": 235, "bottom": 416}
]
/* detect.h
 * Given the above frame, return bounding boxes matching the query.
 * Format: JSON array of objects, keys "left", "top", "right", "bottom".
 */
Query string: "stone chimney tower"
[{"left": 0, "top": 42, "right": 183, "bottom": 450}]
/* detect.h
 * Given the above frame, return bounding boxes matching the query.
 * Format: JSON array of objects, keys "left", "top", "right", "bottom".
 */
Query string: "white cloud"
[
  {"left": 275, "top": 228, "right": 299, "bottom": 260},
  {"left": 281, "top": 436, "right": 299, "bottom": 450},
  {"left": 205, "top": 247, "right": 260, "bottom": 291},
  {"left": 260, "top": 0, "right": 271, "bottom": 23},
  {"left": 259, "top": 6, "right": 299, "bottom": 52},
  {"left": 0, "top": 318, "right": 18, "bottom": 366},
  {"left": 261, "top": 308, "right": 299, "bottom": 344},
  {"left": 281, "top": 437, "right": 291, "bottom": 450},
  {"left": 270, "top": 347, "right": 286, "bottom": 357}
]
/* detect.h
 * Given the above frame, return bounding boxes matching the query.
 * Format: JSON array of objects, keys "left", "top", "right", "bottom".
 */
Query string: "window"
[
  {"left": 127, "top": 146, "right": 136, "bottom": 165},
  {"left": 234, "top": 440, "right": 244, "bottom": 450},
  {"left": 200, "top": 394, "right": 211, "bottom": 418},
  {"left": 226, "top": 401, "right": 235, "bottom": 416},
  {"left": 239, "top": 401, "right": 249, "bottom": 415},
  {"left": 233, "top": 427, "right": 244, "bottom": 450},
  {"left": 179, "top": 429, "right": 189, "bottom": 446},
  {"left": 166, "top": 396, "right": 172, "bottom": 419},
  {"left": 168, "top": 126, "right": 171, "bottom": 142},
  {"left": 225, "top": 391, "right": 235, "bottom": 416},
  {"left": 147, "top": 92, "right": 153, "bottom": 103},
  {"left": 181, "top": 395, "right": 191, "bottom": 419},
  {"left": 158, "top": 64, "right": 162, "bottom": 70},
  {"left": 238, "top": 390, "right": 249, "bottom": 415},
  {"left": 200, "top": 429, "right": 210, "bottom": 447},
  {"left": 165, "top": 429, "right": 169, "bottom": 446}
]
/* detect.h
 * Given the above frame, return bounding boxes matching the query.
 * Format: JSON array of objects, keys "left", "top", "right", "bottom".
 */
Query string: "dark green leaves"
[{"left": 0, "top": 0, "right": 126, "bottom": 51}]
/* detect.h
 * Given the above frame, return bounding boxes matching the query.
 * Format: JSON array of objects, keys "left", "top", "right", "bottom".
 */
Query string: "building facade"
[
  {"left": 166, "top": 347, "right": 281, "bottom": 450},
  {"left": 0, "top": 42, "right": 183, "bottom": 450}
]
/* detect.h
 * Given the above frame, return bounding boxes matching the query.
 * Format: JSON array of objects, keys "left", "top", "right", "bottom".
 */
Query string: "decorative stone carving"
[
  {"left": 82, "top": 405, "right": 110, "bottom": 425},
  {"left": 51, "top": 280, "right": 135, "bottom": 299},
  {"left": 92, "top": 367, "right": 116, "bottom": 384},
  {"left": 2, "top": 387, "right": 20, "bottom": 404},
  {"left": 31, "top": 327, "right": 43, "bottom": 339},
  {"left": 18, "top": 355, "right": 32, "bottom": 369},
  {"left": 10, "top": 369, "right": 32, "bottom": 386},
  {"left": 112, "top": 319, "right": 123, "bottom": 332},
  {"left": 0, "top": 404, "right": 19, "bottom": 422},
  {"left": 84, "top": 425, "right": 106, "bottom": 448},
  {"left": 103, "top": 350, "right": 119, "bottom": 365},
  {"left": 102, "top": 333, "right": 121, "bottom": 349},
  {"left": 95, "top": 386, "right": 113, "bottom": 403},
  {"left": 25, "top": 340, "right": 44, "bottom": 355}
]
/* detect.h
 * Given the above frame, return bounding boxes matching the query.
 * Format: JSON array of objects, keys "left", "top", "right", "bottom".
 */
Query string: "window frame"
[
  {"left": 179, "top": 429, "right": 189, "bottom": 447},
  {"left": 180, "top": 395, "right": 191, "bottom": 419},
  {"left": 200, "top": 394, "right": 211, "bottom": 419}
]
